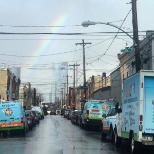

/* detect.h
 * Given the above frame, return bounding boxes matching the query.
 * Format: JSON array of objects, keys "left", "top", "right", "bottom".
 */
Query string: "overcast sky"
[{"left": 0, "top": 0, "right": 153, "bottom": 102}]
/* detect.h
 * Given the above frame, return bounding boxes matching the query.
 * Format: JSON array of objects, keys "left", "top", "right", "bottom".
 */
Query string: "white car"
[{"left": 101, "top": 104, "right": 122, "bottom": 147}]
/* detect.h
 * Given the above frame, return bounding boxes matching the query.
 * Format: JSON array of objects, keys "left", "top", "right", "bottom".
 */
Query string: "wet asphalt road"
[{"left": 0, "top": 115, "right": 146, "bottom": 154}]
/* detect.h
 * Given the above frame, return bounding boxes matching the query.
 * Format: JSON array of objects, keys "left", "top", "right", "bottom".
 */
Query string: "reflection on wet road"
[{"left": 0, "top": 115, "right": 127, "bottom": 154}]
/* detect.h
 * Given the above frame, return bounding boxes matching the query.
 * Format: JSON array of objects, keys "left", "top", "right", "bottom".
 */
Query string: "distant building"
[
  {"left": 10, "top": 67, "right": 21, "bottom": 79},
  {"left": 19, "top": 82, "right": 32, "bottom": 109},
  {"left": 0, "top": 69, "right": 20, "bottom": 101}
]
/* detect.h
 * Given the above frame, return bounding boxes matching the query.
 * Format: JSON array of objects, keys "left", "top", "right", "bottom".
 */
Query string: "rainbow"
[{"left": 24, "top": 13, "right": 71, "bottom": 78}]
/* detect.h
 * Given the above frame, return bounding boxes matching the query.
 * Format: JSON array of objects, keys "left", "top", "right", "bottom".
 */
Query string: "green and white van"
[{"left": 81, "top": 100, "right": 115, "bottom": 129}]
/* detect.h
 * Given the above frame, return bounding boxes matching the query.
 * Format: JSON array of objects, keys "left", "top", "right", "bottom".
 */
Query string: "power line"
[{"left": 0, "top": 20, "right": 128, "bottom": 28}]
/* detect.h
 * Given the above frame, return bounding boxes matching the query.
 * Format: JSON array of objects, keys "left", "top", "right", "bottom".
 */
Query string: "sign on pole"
[{"left": 121, "top": 48, "right": 134, "bottom": 53}]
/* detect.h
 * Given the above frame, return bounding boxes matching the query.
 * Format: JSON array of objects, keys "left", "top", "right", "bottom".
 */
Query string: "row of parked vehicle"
[
  {"left": 0, "top": 101, "right": 44, "bottom": 136},
  {"left": 63, "top": 71, "right": 154, "bottom": 153},
  {"left": 63, "top": 109, "right": 82, "bottom": 125},
  {"left": 25, "top": 106, "right": 44, "bottom": 131},
  {"left": 63, "top": 100, "right": 115, "bottom": 130}
]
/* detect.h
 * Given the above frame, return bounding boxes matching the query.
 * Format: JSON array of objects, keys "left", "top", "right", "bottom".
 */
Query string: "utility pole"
[
  {"left": 61, "top": 88, "right": 64, "bottom": 106},
  {"left": 76, "top": 39, "right": 91, "bottom": 104},
  {"left": 69, "top": 63, "right": 80, "bottom": 109},
  {"left": 132, "top": 0, "right": 141, "bottom": 72},
  {"left": 55, "top": 82, "right": 57, "bottom": 104},
  {"left": 63, "top": 75, "right": 72, "bottom": 108},
  {"left": 50, "top": 86, "right": 52, "bottom": 103},
  {"left": 61, "top": 83, "right": 66, "bottom": 106}
]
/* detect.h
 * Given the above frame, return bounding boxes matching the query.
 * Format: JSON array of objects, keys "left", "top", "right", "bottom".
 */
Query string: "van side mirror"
[
  {"left": 102, "top": 113, "right": 106, "bottom": 118},
  {"left": 117, "top": 107, "right": 122, "bottom": 113},
  {"left": 115, "top": 102, "right": 119, "bottom": 110}
]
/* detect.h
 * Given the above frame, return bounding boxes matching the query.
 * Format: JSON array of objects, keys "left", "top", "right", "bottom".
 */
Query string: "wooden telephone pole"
[
  {"left": 69, "top": 64, "right": 80, "bottom": 109},
  {"left": 132, "top": 0, "right": 141, "bottom": 72},
  {"left": 76, "top": 39, "right": 91, "bottom": 104}
]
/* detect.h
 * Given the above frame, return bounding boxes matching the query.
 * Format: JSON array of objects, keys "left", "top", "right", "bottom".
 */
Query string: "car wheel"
[{"left": 80, "top": 122, "right": 83, "bottom": 129}]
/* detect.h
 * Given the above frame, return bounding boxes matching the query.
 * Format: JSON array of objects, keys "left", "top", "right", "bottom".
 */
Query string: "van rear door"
[
  {"left": 89, "top": 102, "right": 101, "bottom": 119},
  {"left": 143, "top": 76, "right": 154, "bottom": 133},
  {"left": 0, "top": 103, "right": 23, "bottom": 128}
]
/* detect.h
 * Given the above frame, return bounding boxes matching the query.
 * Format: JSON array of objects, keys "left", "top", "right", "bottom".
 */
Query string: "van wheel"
[
  {"left": 21, "top": 126, "right": 27, "bottom": 135},
  {"left": 129, "top": 137, "right": 135, "bottom": 154},
  {"left": 129, "top": 139, "right": 143, "bottom": 154},
  {"left": 101, "top": 126, "right": 106, "bottom": 140},
  {"left": 114, "top": 127, "right": 122, "bottom": 147},
  {"left": 84, "top": 124, "right": 88, "bottom": 130},
  {"left": 109, "top": 126, "right": 115, "bottom": 142}
]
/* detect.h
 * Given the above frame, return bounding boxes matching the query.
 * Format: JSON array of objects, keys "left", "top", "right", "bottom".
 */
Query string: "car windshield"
[
  {"left": 32, "top": 111, "right": 36, "bottom": 115},
  {"left": 25, "top": 111, "right": 31, "bottom": 116}
]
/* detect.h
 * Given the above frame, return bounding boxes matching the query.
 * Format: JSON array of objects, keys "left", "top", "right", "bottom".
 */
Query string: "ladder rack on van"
[
  {"left": 0, "top": 100, "right": 22, "bottom": 104},
  {"left": 87, "top": 99, "right": 115, "bottom": 103}
]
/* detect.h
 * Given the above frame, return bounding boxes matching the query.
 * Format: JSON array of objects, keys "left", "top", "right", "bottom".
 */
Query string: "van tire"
[
  {"left": 129, "top": 137, "right": 135, "bottom": 154},
  {"left": 114, "top": 127, "right": 122, "bottom": 147},
  {"left": 84, "top": 124, "right": 88, "bottom": 130},
  {"left": 101, "top": 125, "right": 107, "bottom": 140},
  {"left": 21, "top": 126, "right": 26, "bottom": 135},
  {"left": 109, "top": 126, "right": 115, "bottom": 142}
]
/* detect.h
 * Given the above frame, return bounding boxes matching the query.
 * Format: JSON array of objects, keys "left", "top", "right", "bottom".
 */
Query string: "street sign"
[{"left": 121, "top": 48, "right": 134, "bottom": 53}]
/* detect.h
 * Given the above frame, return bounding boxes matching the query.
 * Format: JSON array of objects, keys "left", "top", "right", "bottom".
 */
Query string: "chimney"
[{"left": 102, "top": 72, "right": 106, "bottom": 87}]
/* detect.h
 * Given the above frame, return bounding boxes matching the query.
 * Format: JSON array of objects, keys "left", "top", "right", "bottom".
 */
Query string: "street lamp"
[
  {"left": 82, "top": 20, "right": 141, "bottom": 72},
  {"left": 82, "top": 21, "right": 133, "bottom": 40}
]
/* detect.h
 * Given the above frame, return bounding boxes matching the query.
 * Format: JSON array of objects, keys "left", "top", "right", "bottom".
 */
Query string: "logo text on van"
[{"left": 2, "top": 108, "right": 13, "bottom": 116}]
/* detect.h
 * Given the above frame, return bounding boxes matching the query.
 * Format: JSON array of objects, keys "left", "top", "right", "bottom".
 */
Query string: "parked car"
[
  {"left": 0, "top": 102, "right": 28, "bottom": 135},
  {"left": 61, "top": 108, "right": 65, "bottom": 116},
  {"left": 56, "top": 110, "right": 61, "bottom": 115},
  {"left": 68, "top": 110, "right": 73, "bottom": 120},
  {"left": 36, "top": 111, "right": 41, "bottom": 120},
  {"left": 64, "top": 109, "right": 71, "bottom": 118},
  {"left": 71, "top": 110, "right": 82, "bottom": 124},
  {"left": 71, "top": 110, "right": 76, "bottom": 124},
  {"left": 76, "top": 110, "right": 82, "bottom": 125},
  {"left": 25, "top": 110, "right": 34, "bottom": 130},
  {"left": 32, "top": 106, "right": 44, "bottom": 119},
  {"left": 101, "top": 107, "right": 117, "bottom": 141},
  {"left": 77, "top": 111, "right": 83, "bottom": 126},
  {"left": 31, "top": 110, "right": 40, "bottom": 124}
]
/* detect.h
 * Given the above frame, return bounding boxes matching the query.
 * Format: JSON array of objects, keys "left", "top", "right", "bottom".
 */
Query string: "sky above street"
[{"left": 0, "top": 0, "right": 153, "bottom": 102}]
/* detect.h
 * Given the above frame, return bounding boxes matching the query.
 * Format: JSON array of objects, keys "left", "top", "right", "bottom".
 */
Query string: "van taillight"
[
  {"left": 87, "top": 110, "right": 89, "bottom": 115},
  {"left": 21, "top": 117, "right": 23, "bottom": 123},
  {"left": 140, "top": 115, "right": 143, "bottom": 124}
]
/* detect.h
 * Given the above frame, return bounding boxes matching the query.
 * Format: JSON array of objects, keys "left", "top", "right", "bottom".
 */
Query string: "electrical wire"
[{"left": 97, "top": 9, "right": 132, "bottom": 61}]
